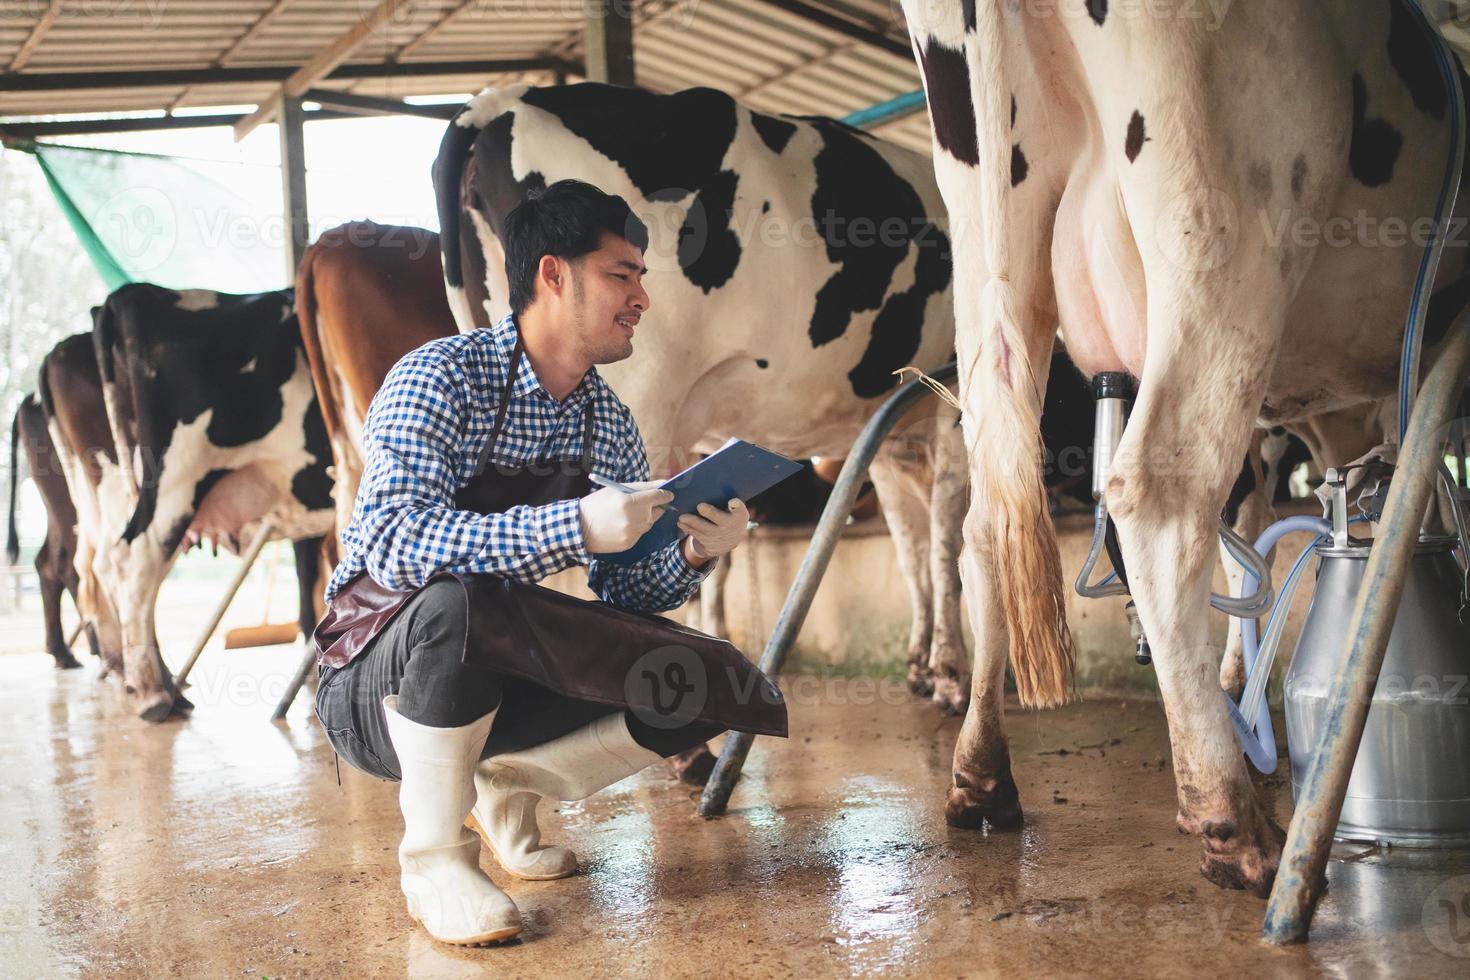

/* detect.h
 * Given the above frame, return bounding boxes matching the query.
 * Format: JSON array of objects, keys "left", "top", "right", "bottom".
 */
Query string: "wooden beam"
[
  {"left": 279, "top": 95, "right": 310, "bottom": 281},
  {"left": 234, "top": 0, "right": 416, "bottom": 142},
  {"left": 217, "top": 0, "right": 300, "bottom": 66},
  {"left": 8, "top": 0, "right": 64, "bottom": 73},
  {"left": 585, "top": 0, "right": 635, "bottom": 86}
]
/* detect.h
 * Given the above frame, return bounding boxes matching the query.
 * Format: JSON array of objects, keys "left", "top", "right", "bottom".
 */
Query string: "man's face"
[{"left": 564, "top": 232, "right": 650, "bottom": 365}]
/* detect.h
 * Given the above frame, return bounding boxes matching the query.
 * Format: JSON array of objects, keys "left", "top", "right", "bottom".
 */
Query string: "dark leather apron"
[{"left": 313, "top": 338, "right": 787, "bottom": 738}]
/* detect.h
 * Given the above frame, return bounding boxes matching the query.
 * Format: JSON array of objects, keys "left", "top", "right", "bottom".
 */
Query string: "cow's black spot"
[
  {"left": 762, "top": 201, "right": 770, "bottom": 214},
  {"left": 522, "top": 84, "right": 739, "bottom": 201},
  {"left": 752, "top": 111, "right": 799, "bottom": 155},
  {"left": 1221, "top": 453, "right": 1257, "bottom": 527},
  {"left": 677, "top": 169, "right": 742, "bottom": 292},
  {"left": 1010, "top": 93, "right": 1017, "bottom": 129},
  {"left": 917, "top": 38, "right": 979, "bottom": 166},
  {"left": 755, "top": 358, "right": 769, "bottom": 369},
  {"left": 1423, "top": 271, "right": 1470, "bottom": 348},
  {"left": 803, "top": 119, "right": 953, "bottom": 398},
  {"left": 519, "top": 84, "right": 745, "bottom": 289},
  {"left": 848, "top": 225, "right": 952, "bottom": 398},
  {"left": 293, "top": 397, "right": 334, "bottom": 511},
  {"left": 1010, "top": 144, "right": 1029, "bottom": 186},
  {"left": 1125, "top": 111, "right": 1148, "bottom": 163},
  {"left": 1087, "top": 0, "right": 1108, "bottom": 27},
  {"left": 1349, "top": 73, "right": 1404, "bottom": 187},
  {"left": 963, "top": 0, "right": 976, "bottom": 32},
  {"left": 1387, "top": 0, "right": 1447, "bottom": 120},
  {"left": 1290, "top": 153, "right": 1308, "bottom": 200}
]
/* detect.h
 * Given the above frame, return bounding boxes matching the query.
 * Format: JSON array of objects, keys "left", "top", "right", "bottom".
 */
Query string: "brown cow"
[
  {"left": 37, "top": 333, "right": 129, "bottom": 681},
  {"left": 7, "top": 392, "right": 95, "bottom": 669},
  {"left": 296, "top": 221, "right": 455, "bottom": 561}
]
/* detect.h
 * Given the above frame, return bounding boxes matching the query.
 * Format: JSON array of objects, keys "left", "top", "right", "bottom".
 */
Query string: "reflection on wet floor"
[{"left": 4, "top": 648, "right": 1470, "bottom": 978}]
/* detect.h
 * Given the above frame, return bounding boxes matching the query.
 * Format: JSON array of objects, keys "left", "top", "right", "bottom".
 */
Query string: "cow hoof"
[
  {"left": 1194, "top": 812, "right": 1286, "bottom": 898},
  {"left": 666, "top": 744, "right": 717, "bottom": 785},
  {"left": 931, "top": 672, "right": 969, "bottom": 716},
  {"left": 945, "top": 770, "right": 1024, "bottom": 831},
  {"left": 136, "top": 691, "right": 176, "bottom": 723},
  {"left": 52, "top": 652, "right": 84, "bottom": 670},
  {"left": 907, "top": 662, "right": 935, "bottom": 698}
]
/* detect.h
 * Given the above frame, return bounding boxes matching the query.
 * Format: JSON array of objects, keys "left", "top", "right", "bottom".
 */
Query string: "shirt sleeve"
[
  {"left": 585, "top": 411, "right": 710, "bottom": 613},
  {"left": 352, "top": 348, "right": 587, "bottom": 591}
]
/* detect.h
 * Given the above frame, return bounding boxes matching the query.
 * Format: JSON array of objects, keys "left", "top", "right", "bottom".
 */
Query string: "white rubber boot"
[
  {"left": 467, "top": 712, "right": 664, "bottom": 879},
  {"left": 383, "top": 695, "right": 522, "bottom": 946}
]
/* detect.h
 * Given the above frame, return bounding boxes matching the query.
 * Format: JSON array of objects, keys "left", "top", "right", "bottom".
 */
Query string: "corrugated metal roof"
[
  {"left": 0, "top": 0, "right": 934, "bottom": 151},
  {"left": 10, "top": 1, "right": 1466, "bottom": 156}
]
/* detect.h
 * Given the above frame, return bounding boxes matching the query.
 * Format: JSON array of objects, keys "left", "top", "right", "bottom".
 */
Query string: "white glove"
[
  {"left": 678, "top": 498, "right": 751, "bottom": 560},
  {"left": 579, "top": 482, "right": 673, "bottom": 553}
]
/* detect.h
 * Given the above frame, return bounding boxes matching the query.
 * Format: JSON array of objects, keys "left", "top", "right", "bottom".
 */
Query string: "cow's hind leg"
[
  {"left": 37, "top": 537, "right": 81, "bottom": 669},
  {"left": 869, "top": 443, "right": 936, "bottom": 697},
  {"left": 926, "top": 410, "right": 970, "bottom": 715},
  {"left": 945, "top": 542, "right": 1021, "bottom": 828},
  {"left": 1107, "top": 344, "right": 1286, "bottom": 896}
]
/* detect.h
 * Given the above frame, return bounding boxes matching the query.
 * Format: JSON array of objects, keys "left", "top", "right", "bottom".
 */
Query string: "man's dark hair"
[{"left": 503, "top": 179, "right": 649, "bottom": 316}]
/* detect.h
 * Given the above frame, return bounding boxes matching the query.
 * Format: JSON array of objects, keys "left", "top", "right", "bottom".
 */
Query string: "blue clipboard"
[{"left": 597, "top": 438, "right": 804, "bottom": 565}]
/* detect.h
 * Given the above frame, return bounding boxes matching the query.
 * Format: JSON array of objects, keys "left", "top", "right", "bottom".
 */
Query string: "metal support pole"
[
  {"left": 278, "top": 95, "right": 309, "bottom": 283},
  {"left": 698, "top": 363, "right": 957, "bottom": 817},
  {"left": 174, "top": 522, "right": 274, "bottom": 687},
  {"left": 272, "top": 639, "right": 318, "bottom": 721},
  {"left": 1262, "top": 319, "right": 1470, "bottom": 944},
  {"left": 585, "top": 0, "right": 635, "bottom": 86}
]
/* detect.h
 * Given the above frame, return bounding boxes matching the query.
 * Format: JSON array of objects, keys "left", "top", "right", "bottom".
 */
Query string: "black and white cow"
[
  {"left": 901, "top": 0, "right": 1470, "bottom": 894},
  {"left": 8, "top": 390, "right": 95, "bottom": 669},
  {"left": 90, "top": 284, "right": 334, "bottom": 720},
  {"left": 433, "top": 82, "right": 976, "bottom": 711}
]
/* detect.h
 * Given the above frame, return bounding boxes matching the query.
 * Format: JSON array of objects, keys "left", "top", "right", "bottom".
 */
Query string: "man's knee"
[{"left": 404, "top": 578, "right": 470, "bottom": 663}]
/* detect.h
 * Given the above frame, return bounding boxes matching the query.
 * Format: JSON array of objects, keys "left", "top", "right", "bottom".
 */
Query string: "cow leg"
[
  {"left": 1106, "top": 346, "right": 1285, "bottom": 897},
  {"left": 869, "top": 447, "right": 936, "bottom": 698},
  {"left": 293, "top": 535, "right": 326, "bottom": 641},
  {"left": 36, "top": 536, "right": 81, "bottom": 669},
  {"left": 698, "top": 555, "right": 730, "bottom": 638},
  {"left": 926, "top": 412, "right": 970, "bottom": 715},
  {"left": 108, "top": 534, "right": 181, "bottom": 722},
  {"left": 945, "top": 542, "right": 1021, "bottom": 829}
]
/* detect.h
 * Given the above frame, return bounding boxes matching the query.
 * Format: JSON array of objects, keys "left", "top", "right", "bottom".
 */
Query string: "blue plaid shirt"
[{"left": 324, "top": 315, "right": 709, "bottom": 612}]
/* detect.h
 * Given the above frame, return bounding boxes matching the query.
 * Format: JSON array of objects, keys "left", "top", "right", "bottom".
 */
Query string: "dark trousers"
[{"left": 315, "top": 578, "right": 720, "bottom": 781}]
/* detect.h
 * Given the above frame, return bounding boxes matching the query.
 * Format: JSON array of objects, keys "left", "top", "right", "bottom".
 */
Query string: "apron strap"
[
  {"left": 473, "top": 337, "right": 525, "bottom": 475},
  {"left": 580, "top": 401, "right": 596, "bottom": 471}
]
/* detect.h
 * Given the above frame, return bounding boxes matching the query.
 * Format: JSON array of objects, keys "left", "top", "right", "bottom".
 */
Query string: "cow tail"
[
  {"left": 91, "top": 294, "right": 141, "bottom": 502},
  {"left": 295, "top": 245, "right": 342, "bottom": 445},
  {"left": 7, "top": 403, "right": 21, "bottom": 566},
  {"left": 967, "top": 5, "right": 1073, "bottom": 708},
  {"left": 433, "top": 106, "right": 483, "bottom": 333}
]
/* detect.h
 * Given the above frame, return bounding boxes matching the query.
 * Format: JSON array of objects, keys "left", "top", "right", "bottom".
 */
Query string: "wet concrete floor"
[{"left": 5, "top": 648, "right": 1469, "bottom": 978}]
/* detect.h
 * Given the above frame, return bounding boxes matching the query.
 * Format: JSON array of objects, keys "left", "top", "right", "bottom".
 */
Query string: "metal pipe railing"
[
  {"left": 1262, "top": 315, "right": 1470, "bottom": 944},
  {"left": 697, "top": 361, "right": 958, "bottom": 817}
]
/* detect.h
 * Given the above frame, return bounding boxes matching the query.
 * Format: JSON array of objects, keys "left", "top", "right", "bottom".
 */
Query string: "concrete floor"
[{"left": 6, "top": 649, "right": 1470, "bottom": 978}]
